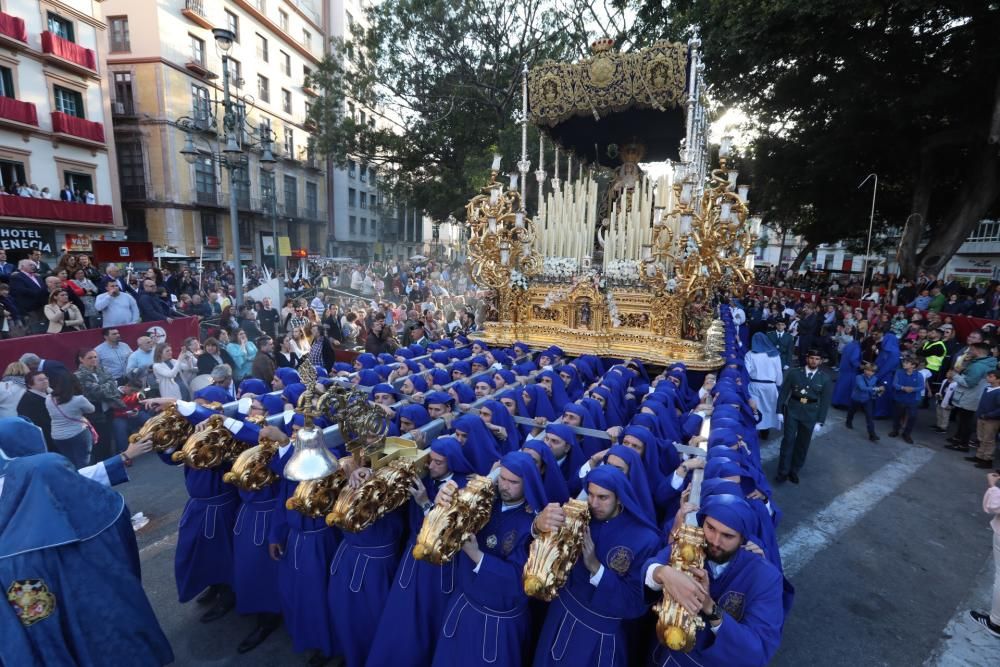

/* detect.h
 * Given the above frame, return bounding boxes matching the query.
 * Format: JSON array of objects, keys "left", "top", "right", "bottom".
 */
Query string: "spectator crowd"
[{"left": 740, "top": 267, "right": 1000, "bottom": 466}]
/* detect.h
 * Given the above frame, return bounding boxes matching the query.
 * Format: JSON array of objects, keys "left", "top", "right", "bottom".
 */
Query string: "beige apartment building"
[{"left": 101, "top": 0, "right": 328, "bottom": 267}]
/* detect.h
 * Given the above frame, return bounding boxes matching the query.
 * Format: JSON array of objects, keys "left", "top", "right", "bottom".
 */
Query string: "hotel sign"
[{"left": 0, "top": 227, "right": 56, "bottom": 254}]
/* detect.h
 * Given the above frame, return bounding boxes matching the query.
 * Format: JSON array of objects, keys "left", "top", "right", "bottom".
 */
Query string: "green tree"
[
  {"left": 306, "top": 0, "right": 584, "bottom": 221},
  {"left": 630, "top": 0, "right": 1000, "bottom": 277}
]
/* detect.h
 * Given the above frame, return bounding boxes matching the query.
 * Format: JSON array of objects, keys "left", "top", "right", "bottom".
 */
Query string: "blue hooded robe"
[
  {"left": 159, "top": 400, "right": 238, "bottom": 603},
  {"left": 431, "top": 452, "right": 546, "bottom": 667},
  {"left": 269, "top": 443, "right": 342, "bottom": 658},
  {"left": 532, "top": 466, "right": 662, "bottom": 667},
  {"left": 646, "top": 496, "right": 785, "bottom": 667},
  {"left": 223, "top": 417, "right": 289, "bottom": 615},
  {"left": 873, "top": 334, "right": 901, "bottom": 418},
  {"left": 367, "top": 438, "right": 477, "bottom": 667},
  {"left": 0, "top": 453, "right": 174, "bottom": 666},
  {"left": 327, "top": 502, "right": 406, "bottom": 666},
  {"left": 832, "top": 341, "right": 862, "bottom": 409}
]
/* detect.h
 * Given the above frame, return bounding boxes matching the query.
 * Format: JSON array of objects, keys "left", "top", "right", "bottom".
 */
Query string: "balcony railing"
[
  {"left": 0, "top": 197, "right": 113, "bottom": 225},
  {"left": 0, "top": 12, "right": 27, "bottom": 46},
  {"left": 195, "top": 190, "right": 222, "bottom": 206},
  {"left": 51, "top": 112, "right": 105, "bottom": 144},
  {"left": 112, "top": 99, "right": 136, "bottom": 116},
  {"left": 120, "top": 185, "right": 147, "bottom": 200},
  {"left": 41, "top": 31, "right": 97, "bottom": 74},
  {"left": 182, "top": 0, "right": 214, "bottom": 29},
  {"left": 0, "top": 97, "right": 38, "bottom": 127}
]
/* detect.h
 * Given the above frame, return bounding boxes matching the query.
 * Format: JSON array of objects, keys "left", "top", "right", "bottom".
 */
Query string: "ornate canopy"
[{"left": 528, "top": 40, "right": 689, "bottom": 167}]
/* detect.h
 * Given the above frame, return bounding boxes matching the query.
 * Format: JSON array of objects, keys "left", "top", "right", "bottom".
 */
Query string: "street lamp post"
[
  {"left": 857, "top": 173, "right": 878, "bottom": 297},
  {"left": 177, "top": 27, "right": 276, "bottom": 307}
]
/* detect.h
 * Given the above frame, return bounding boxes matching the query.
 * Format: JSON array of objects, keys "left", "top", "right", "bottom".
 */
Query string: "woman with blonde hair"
[
  {"left": 0, "top": 361, "right": 29, "bottom": 417},
  {"left": 289, "top": 326, "right": 311, "bottom": 358},
  {"left": 152, "top": 342, "right": 184, "bottom": 400},
  {"left": 44, "top": 288, "right": 85, "bottom": 333}
]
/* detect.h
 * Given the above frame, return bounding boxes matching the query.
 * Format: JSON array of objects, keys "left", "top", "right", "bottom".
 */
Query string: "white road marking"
[
  {"left": 778, "top": 447, "right": 934, "bottom": 578},
  {"left": 139, "top": 533, "right": 178, "bottom": 561},
  {"left": 923, "top": 551, "right": 1000, "bottom": 666}
]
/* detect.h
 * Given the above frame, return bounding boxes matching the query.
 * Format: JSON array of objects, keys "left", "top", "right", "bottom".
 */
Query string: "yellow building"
[{"left": 101, "top": 0, "right": 328, "bottom": 267}]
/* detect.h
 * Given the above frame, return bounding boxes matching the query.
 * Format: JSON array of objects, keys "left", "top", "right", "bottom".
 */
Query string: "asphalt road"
[{"left": 120, "top": 404, "right": 1000, "bottom": 666}]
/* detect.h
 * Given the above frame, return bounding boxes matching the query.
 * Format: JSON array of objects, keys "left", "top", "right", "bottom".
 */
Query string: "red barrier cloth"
[
  {"left": 41, "top": 31, "right": 97, "bottom": 71},
  {"left": 0, "top": 13, "right": 27, "bottom": 43},
  {"left": 748, "top": 285, "right": 999, "bottom": 341},
  {"left": 51, "top": 111, "right": 105, "bottom": 143},
  {"left": 0, "top": 96, "right": 38, "bottom": 126},
  {"left": 0, "top": 197, "right": 113, "bottom": 224},
  {"left": 0, "top": 317, "right": 199, "bottom": 370}
]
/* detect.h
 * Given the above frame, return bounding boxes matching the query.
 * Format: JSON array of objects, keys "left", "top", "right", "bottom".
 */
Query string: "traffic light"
[{"left": 292, "top": 248, "right": 307, "bottom": 258}]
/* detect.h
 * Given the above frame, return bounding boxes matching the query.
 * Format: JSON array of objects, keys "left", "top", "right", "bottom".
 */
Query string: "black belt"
[
  {"left": 750, "top": 379, "right": 775, "bottom": 384},
  {"left": 796, "top": 398, "right": 818, "bottom": 404}
]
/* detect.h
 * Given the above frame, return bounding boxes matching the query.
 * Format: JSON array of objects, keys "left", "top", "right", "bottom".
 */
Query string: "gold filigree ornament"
[
  {"left": 654, "top": 523, "right": 708, "bottom": 652},
  {"left": 129, "top": 402, "right": 194, "bottom": 453},
  {"left": 522, "top": 498, "right": 590, "bottom": 601},
  {"left": 529, "top": 40, "right": 687, "bottom": 127},
  {"left": 465, "top": 164, "right": 541, "bottom": 322},
  {"left": 640, "top": 152, "right": 757, "bottom": 321},
  {"left": 412, "top": 476, "right": 496, "bottom": 564}
]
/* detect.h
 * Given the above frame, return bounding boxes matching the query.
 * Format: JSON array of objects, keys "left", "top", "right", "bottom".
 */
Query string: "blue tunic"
[
  {"left": 158, "top": 452, "right": 238, "bottom": 603},
  {"left": 431, "top": 501, "right": 535, "bottom": 667},
  {"left": 533, "top": 512, "right": 661, "bottom": 667},
  {"left": 269, "top": 454, "right": 340, "bottom": 657},
  {"left": 647, "top": 548, "right": 784, "bottom": 667},
  {"left": 231, "top": 446, "right": 292, "bottom": 615},
  {"left": 328, "top": 508, "right": 405, "bottom": 667},
  {"left": 0, "top": 454, "right": 174, "bottom": 667},
  {"left": 367, "top": 476, "right": 467, "bottom": 667},
  {"left": 831, "top": 341, "right": 861, "bottom": 408}
]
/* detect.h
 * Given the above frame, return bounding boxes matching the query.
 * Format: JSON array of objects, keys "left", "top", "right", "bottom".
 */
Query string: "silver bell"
[{"left": 283, "top": 424, "right": 340, "bottom": 481}]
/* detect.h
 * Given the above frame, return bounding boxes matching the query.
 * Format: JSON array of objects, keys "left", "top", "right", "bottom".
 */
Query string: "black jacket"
[{"left": 197, "top": 349, "right": 236, "bottom": 375}]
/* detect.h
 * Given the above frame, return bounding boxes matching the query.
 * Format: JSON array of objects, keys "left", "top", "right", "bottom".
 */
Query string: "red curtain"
[
  {"left": 0, "top": 12, "right": 27, "bottom": 43},
  {"left": 0, "top": 197, "right": 113, "bottom": 224},
  {"left": 0, "top": 96, "right": 38, "bottom": 126},
  {"left": 41, "top": 31, "right": 97, "bottom": 71},
  {"left": 0, "top": 317, "right": 199, "bottom": 369},
  {"left": 51, "top": 111, "right": 105, "bottom": 143}
]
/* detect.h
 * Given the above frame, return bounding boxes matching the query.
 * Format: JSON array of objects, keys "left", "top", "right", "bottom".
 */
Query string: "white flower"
[
  {"left": 510, "top": 270, "right": 529, "bottom": 291},
  {"left": 542, "top": 256, "right": 579, "bottom": 278},
  {"left": 605, "top": 259, "right": 640, "bottom": 283},
  {"left": 606, "top": 290, "right": 621, "bottom": 327}
]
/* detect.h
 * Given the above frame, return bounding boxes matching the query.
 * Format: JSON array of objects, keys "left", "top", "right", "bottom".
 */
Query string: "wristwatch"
[{"left": 701, "top": 602, "right": 722, "bottom": 623}]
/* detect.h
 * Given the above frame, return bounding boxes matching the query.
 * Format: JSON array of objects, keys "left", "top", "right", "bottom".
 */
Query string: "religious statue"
[
  {"left": 578, "top": 299, "right": 591, "bottom": 328},
  {"left": 683, "top": 295, "right": 708, "bottom": 342}
]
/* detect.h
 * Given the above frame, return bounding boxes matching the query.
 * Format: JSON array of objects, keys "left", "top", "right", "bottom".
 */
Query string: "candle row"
[{"left": 536, "top": 171, "right": 599, "bottom": 264}]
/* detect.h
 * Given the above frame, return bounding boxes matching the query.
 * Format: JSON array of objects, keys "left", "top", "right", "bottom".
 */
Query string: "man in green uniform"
[
  {"left": 767, "top": 319, "right": 795, "bottom": 371},
  {"left": 776, "top": 349, "right": 833, "bottom": 484}
]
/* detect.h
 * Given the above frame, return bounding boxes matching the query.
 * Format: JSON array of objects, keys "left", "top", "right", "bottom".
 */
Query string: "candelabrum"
[
  {"left": 466, "top": 160, "right": 541, "bottom": 320},
  {"left": 640, "top": 139, "right": 759, "bottom": 304}
]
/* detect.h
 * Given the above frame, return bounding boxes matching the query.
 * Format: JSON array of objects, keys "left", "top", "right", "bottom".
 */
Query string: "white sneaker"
[{"left": 969, "top": 610, "right": 1000, "bottom": 638}]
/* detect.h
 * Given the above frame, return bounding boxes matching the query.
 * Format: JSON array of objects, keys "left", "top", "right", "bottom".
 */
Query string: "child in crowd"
[
  {"left": 969, "top": 370, "right": 1000, "bottom": 467},
  {"left": 935, "top": 372, "right": 957, "bottom": 434},
  {"left": 847, "top": 362, "right": 881, "bottom": 442},
  {"left": 113, "top": 377, "right": 149, "bottom": 454},
  {"left": 890, "top": 356, "right": 923, "bottom": 444}
]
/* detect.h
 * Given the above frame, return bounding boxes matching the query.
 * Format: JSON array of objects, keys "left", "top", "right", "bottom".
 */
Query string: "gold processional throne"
[{"left": 464, "top": 38, "right": 755, "bottom": 369}]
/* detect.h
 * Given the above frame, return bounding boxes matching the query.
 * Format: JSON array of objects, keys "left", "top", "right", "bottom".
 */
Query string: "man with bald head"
[{"left": 9, "top": 259, "right": 47, "bottom": 328}]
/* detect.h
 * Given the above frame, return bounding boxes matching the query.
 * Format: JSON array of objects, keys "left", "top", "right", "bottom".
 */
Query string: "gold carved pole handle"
[
  {"left": 412, "top": 476, "right": 496, "bottom": 564},
  {"left": 522, "top": 498, "right": 590, "bottom": 601}
]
